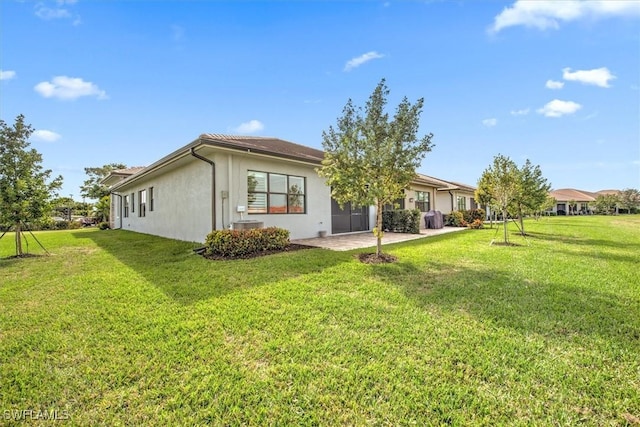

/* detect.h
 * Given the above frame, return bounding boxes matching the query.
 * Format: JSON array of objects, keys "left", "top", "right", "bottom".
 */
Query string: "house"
[
  {"left": 547, "top": 188, "right": 621, "bottom": 215},
  {"left": 103, "top": 134, "right": 476, "bottom": 243}
]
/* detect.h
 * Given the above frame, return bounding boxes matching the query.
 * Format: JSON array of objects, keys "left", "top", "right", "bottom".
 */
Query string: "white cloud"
[
  {"left": 344, "top": 51, "right": 384, "bottom": 72},
  {"left": 35, "top": 1, "right": 81, "bottom": 25},
  {"left": 546, "top": 80, "right": 564, "bottom": 90},
  {"left": 562, "top": 67, "right": 616, "bottom": 88},
  {"left": 235, "top": 120, "right": 264, "bottom": 134},
  {"left": 537, "top": 99, "right": 582, "bottom": 117},
  {"left": 490, "top": 0, "right": 640, "bottom": 33},
  {"left": 482, "top": 118, "right": 498, "bottom": 127},
  {"left": 31, "top": 130, "right": 61, "bottom": 142},
  {"left": 0, "top": 70, "right": 16, "bottom": 80},
  {"left": 34, "top": 76, "right": 108, "bottom": 100},
  {"left": 510, "top": 108, "right": 530, "bottom": 116}
]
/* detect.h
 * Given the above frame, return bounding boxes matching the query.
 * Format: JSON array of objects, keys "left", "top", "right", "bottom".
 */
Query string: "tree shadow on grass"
[
  {"left": 368, "top": 260, "right": 640, "bottom": 346},
  {"left": 527, "top": 231, "right": 640, "bottom": 250},
  {"left": 72, "top": 230, "right": 350, "bottom": 305}
]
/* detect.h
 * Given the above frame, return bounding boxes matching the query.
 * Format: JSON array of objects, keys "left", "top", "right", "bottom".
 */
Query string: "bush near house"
[
  {"left": 382, "top": 209, "right": 421, "bottom": 234},
  {"left": 446, "top": 209, "right": 485, "bottom": 228},
  {"left": 205, "top": 227, "right": 290, "bottom": 258}
]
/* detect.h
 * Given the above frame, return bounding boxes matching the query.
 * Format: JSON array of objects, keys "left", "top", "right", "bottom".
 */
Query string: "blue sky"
[{"left": 1, "top": 0, "right": 639, "bottom": 199}]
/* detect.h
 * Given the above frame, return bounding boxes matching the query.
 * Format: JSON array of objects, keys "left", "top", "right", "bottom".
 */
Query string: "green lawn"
[{"left": 1, "top": 216, "right": 639, "bottom": 425}]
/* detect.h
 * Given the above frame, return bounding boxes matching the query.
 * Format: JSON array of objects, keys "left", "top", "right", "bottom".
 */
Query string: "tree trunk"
[
  {"left": 15, "top": 223, "right": 22, "bottom": 256},
  {"left": 502, "top": 209, "right": 509, "bottom": 244},
  {"left": 376, "top": 201, "right": 383, "bottom": 256},
  {"left": 519, "top": 207, "right": 525, "bottom": 236}
]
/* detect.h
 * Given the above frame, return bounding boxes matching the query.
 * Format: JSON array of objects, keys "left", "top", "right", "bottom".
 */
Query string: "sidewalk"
[{"left": 292, "top": 227, "right": 466, "bottom": 251}]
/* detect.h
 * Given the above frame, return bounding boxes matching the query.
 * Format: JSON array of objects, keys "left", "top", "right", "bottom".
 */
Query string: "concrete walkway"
[{"left": 292, "top": 227, "right": 467, "bottom": 251}]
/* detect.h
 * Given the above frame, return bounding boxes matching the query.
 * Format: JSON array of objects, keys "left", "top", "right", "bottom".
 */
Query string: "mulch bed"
[
  {"left": 357, "top": 252, "right": 398, "bottom": 264},
  {"left": 202, "top": 243, "right": 315, "bottom": 260}
]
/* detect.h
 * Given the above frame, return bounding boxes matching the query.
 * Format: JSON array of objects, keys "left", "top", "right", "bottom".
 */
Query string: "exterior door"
[{"left": 331, "top": 198, "right": 369, "bottom": 234}]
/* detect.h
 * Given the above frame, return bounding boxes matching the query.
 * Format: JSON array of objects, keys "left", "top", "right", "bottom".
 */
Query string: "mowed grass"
[{"left": 1, "top": 216, "right": 639, "bottom": 425}]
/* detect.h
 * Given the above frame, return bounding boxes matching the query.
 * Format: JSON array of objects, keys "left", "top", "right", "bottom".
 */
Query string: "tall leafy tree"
[
  {"left": 594, "top": 193, "right": 620, "bottom": 215},
  {"left": 0, "top": 115, "right": 63, "bottom": 256},
  {"left": 476, "top": 154, "right": 520, "bottom": 244},
  {"left": 619, "top": 188, "right": 640, "bottom": 213},
  {"left": 318, "top": 79, "right": 434, "bottom": 257},
  {"left": 511, "top": 159, "right": 550, "bottom": 235},
  {"left": 80, "top": 163, "right": 126, "bottom": 200}
]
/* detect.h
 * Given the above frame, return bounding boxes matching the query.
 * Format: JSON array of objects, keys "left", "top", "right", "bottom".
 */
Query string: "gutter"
[{"left": 190, "top": 147, "right": 217, "bottom": 231}]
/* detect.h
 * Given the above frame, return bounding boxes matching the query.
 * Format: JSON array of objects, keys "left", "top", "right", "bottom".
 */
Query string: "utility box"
[{"left": 232, "top": 220, "right": 263, "bottom": 231}]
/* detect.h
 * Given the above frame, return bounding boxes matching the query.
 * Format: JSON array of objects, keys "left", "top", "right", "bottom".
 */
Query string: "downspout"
[
  {"left": 190, "top": 147, "right": 217, "bottom": 231},
  {"left": 111, "top": 192, "right": 123, "bottom": 229},
  {"left": 448, "top": 190, "right": 454, "bottom": 212}
]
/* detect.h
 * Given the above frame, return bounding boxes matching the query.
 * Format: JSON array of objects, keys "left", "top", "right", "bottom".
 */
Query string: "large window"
[
  {"left": 123, "top": 195, "right": 129, "bottom": 218},
  {"left": 415, "top": 191, "right": 430, "bottom": 212},
  {"left": 248, "top": 171, "right": 306, "bottom": 214},
  {"left": 456, "top": 195, "right": 466, "bottom": 211},
  {"left": 138, "top": 189, "right": 147, "bottom": 217}
]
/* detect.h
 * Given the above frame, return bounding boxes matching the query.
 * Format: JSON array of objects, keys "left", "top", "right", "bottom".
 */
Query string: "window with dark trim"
[
  {"left": 138, "top": 189, "right": 146, "bottom": 217},
  {"left": 456, "top": 195, "right": 466, "bottom": 211},
  {"left": 149, "top": 187, "right": 154, "bottom": 212},
  {"left": 248, "top": 171, "right": 306, "bottom": 214},
  {"left": 123, "top": 195, "right": 129, "bottom": 218},
  {"left": 131, "top": 193, "right": 135, "bottom": 213},
  {"left": 415, "top": 191, "right": 430, "bottom": 212}
]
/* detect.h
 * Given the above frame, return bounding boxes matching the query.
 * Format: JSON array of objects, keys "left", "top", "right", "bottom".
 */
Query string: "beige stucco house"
[{"left": 103, "top": 134, "right": 476, "bottom": 243}]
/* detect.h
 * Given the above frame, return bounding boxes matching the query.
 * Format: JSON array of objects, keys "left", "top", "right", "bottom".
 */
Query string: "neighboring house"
[
  {"left": 102, "top": 134, "right": 476, "bottom": 243},
  {"left": 548, "top": 188, "right": 619, "bottom": 215}
]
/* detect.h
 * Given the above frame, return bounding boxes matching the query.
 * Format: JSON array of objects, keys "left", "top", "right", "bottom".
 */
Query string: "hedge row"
[
  {"left": 204, "top": 227, "right": 290, "bottom": 258},
  {"left": 382, "top": 209, "right": 421, "bottom": 234}
]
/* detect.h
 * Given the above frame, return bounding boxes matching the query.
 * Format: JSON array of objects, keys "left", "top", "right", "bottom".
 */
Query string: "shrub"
[
  {"left": 468, "top": 219, "right": 484, "bottom": 229},
  {"left": 462, "top": 208, "right": 485, "bottom": 224},
  {"left": 446, "top": 211, "right": 466, "bottom": 227},
  {"left": 382, "top": 209, "right": 421, "bottom": 234},
  {"left": 98, "top": 222, "right": 110, "bottom": 230},
  {"left": 204, "top": 227, "right": 290, "bottom": 258}
]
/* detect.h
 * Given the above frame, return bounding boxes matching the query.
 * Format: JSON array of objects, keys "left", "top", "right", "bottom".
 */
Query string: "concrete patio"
[{"left": 292, "top": 227, "right": 467, "bottom": 251}]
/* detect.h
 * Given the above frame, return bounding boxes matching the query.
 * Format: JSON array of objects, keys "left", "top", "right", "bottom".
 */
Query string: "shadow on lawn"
[
  {"left": 369, "top": 260, "right": 640, "bottom": 346},
  {"left": 72, "top": 230, "right": 349, "bottom": 305}
]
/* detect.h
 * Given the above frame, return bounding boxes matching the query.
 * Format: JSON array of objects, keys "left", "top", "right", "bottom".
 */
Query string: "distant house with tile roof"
[
  {"left": 102, "top": 134, "right": 475, "bottom": 242},
  {"left": 549, "top": 188, "right": 621, "bottom": 215}
]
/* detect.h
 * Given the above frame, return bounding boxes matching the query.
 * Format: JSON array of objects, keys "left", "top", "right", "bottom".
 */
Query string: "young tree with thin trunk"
[
  {"left": 318, "top": 79, "right": 434, "bottom": 257},
  {"left": 0, "top": 115, "right": 63, "bottom": 256},
  {"left": 476, "top": 155, "right": 520, "bottom": 244},
  {"left": 511, "top": 159, "right": 550, "bottom": 235}
]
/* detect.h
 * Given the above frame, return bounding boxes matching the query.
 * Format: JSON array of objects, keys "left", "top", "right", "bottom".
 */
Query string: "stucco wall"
[
  {"left": 110, "top": 151, "right": 332, "bottom": 243},
  {"left": 114, "top": 160, "right": 213, "bottom": 243}
]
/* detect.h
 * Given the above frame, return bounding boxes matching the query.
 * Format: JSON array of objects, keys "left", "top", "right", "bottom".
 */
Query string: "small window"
[
  {"left": 138, "top": 189, "right": 146, "bottom": 217},
  {"left": 149, "top": 187, "right": 154, "bottom": 212},
  {"left": 131, "top": 193, "right": 135, "bottom": 213},
  {"left": 457, "top": 195, "right": 466, "bottom": 211},
  {"left": 123, "top": 195, "right": 129, "bottom": 218},
  {"left": 415, "top": 191, "right": 430, "bottom": 212}
]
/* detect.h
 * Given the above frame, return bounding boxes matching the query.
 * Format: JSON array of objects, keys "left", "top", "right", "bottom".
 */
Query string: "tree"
[
  {"left": 318, "top": 79, "right": 434, "bottom": 257},
  {"left": 476, "top": 154, "right": 520, "bottom": 244},
  {"left": 95, "top": 195, "right": 110, "bottom": 222},
  {"left": 511, "top": 159, "right": 550, "bottom": 234},
  {"left": 80, "top": 163, "right": 126, "bottom": 200},
  {"left": 537, "top": 195, "right": 556, "bottom": 219},
  {"left": 619, "top": 188, "right": 640, "bottom": 213},
  {"left": 567, "top": 199, "right": 577, "bottom": 216},
  {"left": 0, "top": 115, "right": 63, "bottom": 256},
  {"left": 594, "top": 193, "right": 620, "bottom": 215}
]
